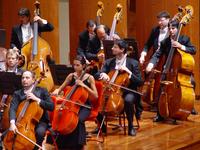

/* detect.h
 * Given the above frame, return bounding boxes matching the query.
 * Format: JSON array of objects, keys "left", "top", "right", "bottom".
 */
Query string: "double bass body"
[
  {"left": 21, "top": 37, "right": 54, "bottom": 91},
  {"left": 159, "top": 49, "right": 195, "bottom": 120}
]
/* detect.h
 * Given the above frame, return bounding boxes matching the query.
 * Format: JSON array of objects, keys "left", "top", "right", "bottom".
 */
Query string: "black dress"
[{"left": 48, "top": 76, "right": 91, "bottom": 150}]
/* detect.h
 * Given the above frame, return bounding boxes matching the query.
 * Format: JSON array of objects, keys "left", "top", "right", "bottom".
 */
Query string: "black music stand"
[
  {"left": 103, "top": 40, "right": 114, "bottom": 59},
  {"left": 0, "top": 72, "right": 22, "bottom": 95},
  {"left": 124, "top": 38, "right": 139, "bottom": 60},
  {"left": 0, "top": 29, "right": 6, "bottom": 47},
  {"left": 49, "top": 64, "right": 74, "bottom": 85}
]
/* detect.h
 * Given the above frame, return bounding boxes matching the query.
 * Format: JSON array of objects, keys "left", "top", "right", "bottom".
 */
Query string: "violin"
[{"left": 3, "top": 74, "right": 45, "bottom": 150}]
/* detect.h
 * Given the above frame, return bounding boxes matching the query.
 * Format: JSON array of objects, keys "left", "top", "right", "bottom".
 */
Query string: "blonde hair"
[{"left": 6, "top": 49, "right": 20, "bottom": 59}]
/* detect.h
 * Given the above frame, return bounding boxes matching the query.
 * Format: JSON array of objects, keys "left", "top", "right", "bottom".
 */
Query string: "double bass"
[
  {"left": 97, "top": 3, "right": 123, "bottom": 69},
  {"left": 21, "top": 1, "right": 54, "bottom": 92},
  {"left": 3, "top": 75, "right": 44, "bottom": 150},
  {"left": 96, "top": 1, "right": 104, "bottom": 26},
  {"left": 158, "top": 5, "right": 195, "bottom": 120}
]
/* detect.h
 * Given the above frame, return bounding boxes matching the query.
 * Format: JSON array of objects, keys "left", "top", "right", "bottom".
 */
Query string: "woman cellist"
[
  {"left": 146, "top": 19, "right": 196, "bottom": 122},
  {"left": 51, "top": 55, "right": 98, "bottom": 149},
  {"left": 95, "top": 39, "right": 143, "bottom": 136},
  {"left": 4, "top": 70, "right": 54, "bottom": 149}
]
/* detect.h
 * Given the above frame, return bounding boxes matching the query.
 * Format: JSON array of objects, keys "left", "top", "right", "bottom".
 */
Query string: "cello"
[
  {"left": 21, "top": 1, "right": 54, "bottom": 92},
  {"left": 158, "top": 5, "right": 195, "bottom": 120},
  {"left": 51, "top": 68, "right": 89, "bottom": 134},
  {"left": 3, "top": 74, "right": 44, "bottom": 150},
  {"left": 101, "top": 54, "right": 128, "bottom": 114}
]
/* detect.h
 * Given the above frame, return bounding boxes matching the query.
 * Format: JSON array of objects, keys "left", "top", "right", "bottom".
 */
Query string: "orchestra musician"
[
  {"left": 8, "top": 70, "right": 54, "bottom": 149},
  {"left": 77, "top": 20, "right": 96, "bottom": 61},
  {"left": 96, "top": 39, "right": 143, "bottom": 136},
  {"left": 146, "top": 20, "right": 196, "bottom": 122},
  {"left": 51, "top": 55, "right": 98, "bottom": 149},
  {"left": 4, "top": 49, "right": 23, "bottom": 74},
  {"left": 139, "top": 11, "right": 170, "bottom": 65},
  {"left": 10, "top": 8, "right": 54, "bottom": 53}
]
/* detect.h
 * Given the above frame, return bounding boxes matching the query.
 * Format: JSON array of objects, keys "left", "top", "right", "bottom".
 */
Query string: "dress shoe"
[
  {"left": 191, "top": 108, "right": 198, "bottom": 115},
  {"left": 153, "top": 115, "right": 164, "bottom": 122},
  {"left": 135, "top": 112, "right": 142, "bottom": 120},
  {"left": 128, "top": 127, "right": 136, "bottom": 136}
]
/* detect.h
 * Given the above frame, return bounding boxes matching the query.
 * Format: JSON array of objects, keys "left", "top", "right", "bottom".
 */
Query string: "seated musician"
[
  {"left": 10, "top": 8, "right": 54, "bottom": 54},
  {"left": 146, "top": 20, "right": 196, "bottom": 122},
  {"left": 8, "top": 70, "right": 54, "bottom": 149},
  {"left": 96, "top": 39, "right": 143, "bottom": 136},
  {"left": 4, "top": 49, "right": 23, "bottom": 74},
  {"left": 77, "top": 20, "right": 96, "bottom": 60},
  {"left": 51, "top": 55, "right": 98, "bottom": 149},
  {"left": 86, "top": 24, "right": 120, "bottom": 62}
]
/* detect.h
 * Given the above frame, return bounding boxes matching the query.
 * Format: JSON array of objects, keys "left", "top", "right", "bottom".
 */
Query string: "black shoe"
[
  {"left": 128, "top": 127, "right": 136, "bottom": 136},
  {"left": 135, "top": 112, "right": 142, "bottom": 120},
  {"left": 153, "top": 115, "right": 164, "bottom": 122},
  {"left": 191, "top": 108, "right": 198, "bottom": 115}
]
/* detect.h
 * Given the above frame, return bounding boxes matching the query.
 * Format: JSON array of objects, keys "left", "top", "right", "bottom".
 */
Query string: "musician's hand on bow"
[
  {"left": 99, "top": 73, "right": 110, "bottom": 81},
  {"left": 139, "top": 51, "right": 147, "bottom": 65},
  {"left": 26, "top": 93, "right": 41, "bottom": 104},
  {"left": 146, "top": 63, "right": 154, "bottom": 73},
  {"left": 51, "top": 89, "right": 60, "bottom": 96},
  {"left": 10, "top": 121, "right": 18, "bottom": 134}
]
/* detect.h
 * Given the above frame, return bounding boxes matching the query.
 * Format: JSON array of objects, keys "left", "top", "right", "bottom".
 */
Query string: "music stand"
[
  {"left": 0, "top": 72, "right": 22, "bottom": 95},
  {"left": 0, "top": 29, "right": 6, "bottom": 47},
  {"left": 124, "top": 38, "right": 139, "bottom": 60},
  {"left": 103, "top": 40, "right": 114, "bottom": 59},
  {"left": 49, "top": 64, "right": 74, "bottom": 85}
]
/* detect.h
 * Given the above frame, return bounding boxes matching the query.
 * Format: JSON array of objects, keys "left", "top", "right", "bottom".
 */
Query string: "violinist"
[
  {"left": 146, "top": 20, "right": 196, "bottom": 122},
  {"left": 8, "top": 70, "right": 54, "bottom": 149},
  {"left": 10, "top": 8, "right": 54, "bottom": 54},
  {"left": 97, "top": 39, "right": 143, "bottom": 136},
  {"left": 51, "top": 55, "right": 98, "bottom": 149}
]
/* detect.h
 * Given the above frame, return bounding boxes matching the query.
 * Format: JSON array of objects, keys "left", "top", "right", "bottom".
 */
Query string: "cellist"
[
  {"left": 146, "top": 20, "right": 196, "bottom": 122},
  {"left": 8, "top": 70, "right": 54, "bottom": 149},
  {"left": 95, "top": 39, "right": 143, "bottom": 136},
  {"left": 51, "top": 55, "right": 98, "bottom": 149}
]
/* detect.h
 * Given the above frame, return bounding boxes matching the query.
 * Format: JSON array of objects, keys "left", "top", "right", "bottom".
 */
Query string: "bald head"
[{"left": 96, "top": 25, "right": 107, "bottom": 40}]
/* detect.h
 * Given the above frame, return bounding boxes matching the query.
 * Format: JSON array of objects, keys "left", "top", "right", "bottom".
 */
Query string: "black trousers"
[{"left": 34, "top": 121, "right": 48, "bottom": 150}]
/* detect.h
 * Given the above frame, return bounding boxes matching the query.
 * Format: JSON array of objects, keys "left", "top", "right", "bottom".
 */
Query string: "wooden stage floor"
[{"left": 85, "top": 100, "right": 200, "bottom": 150}]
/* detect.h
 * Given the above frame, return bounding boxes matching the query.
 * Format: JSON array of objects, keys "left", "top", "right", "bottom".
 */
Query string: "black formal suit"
[
  {"left": 10, "top": 22, "right": 54, "bottom": 52},
  {"left": 9, "top": 86, "right": 54, "bottom": 148},
  {"left": 143, "top": 26, "right": 161, "bottom": 53},
  {"left": 85, "top": 35, "right": 101, "bottom": 61},
  {"left": 77, "top": 30, "right": 90, "bottom": 57},
  {"left": 97, "top": 57, "right": 143, "bottom": 129},
  {"left": 150, "top": 35, "right": 196, "bottom": 65},
  {"left": 149, "top": 35, "right": 196, "bottom": 121}
]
